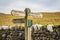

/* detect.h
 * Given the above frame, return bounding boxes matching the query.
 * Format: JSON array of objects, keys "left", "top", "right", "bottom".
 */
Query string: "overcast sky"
[{"left": 0, "top": 0, "right": 60, "bottom": 14}]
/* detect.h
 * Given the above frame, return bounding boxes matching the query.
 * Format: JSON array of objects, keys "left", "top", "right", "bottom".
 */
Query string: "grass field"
[{"left": 0, "top": 12, "right": 60, "bottom": 26}]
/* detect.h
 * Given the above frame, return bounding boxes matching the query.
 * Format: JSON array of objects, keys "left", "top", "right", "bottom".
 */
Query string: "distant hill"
[{"left": 0, "top": 13, "right": 5, "bottom": 14}]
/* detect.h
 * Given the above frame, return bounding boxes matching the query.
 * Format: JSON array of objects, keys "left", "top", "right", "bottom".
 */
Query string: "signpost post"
[{"left": 24, "top": 8, "right": 31, "bottom": 40}]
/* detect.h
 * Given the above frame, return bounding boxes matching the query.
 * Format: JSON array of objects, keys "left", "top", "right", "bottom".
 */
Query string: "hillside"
[{"left": 0, "top": 12, "right": 60, "bottom": 26}]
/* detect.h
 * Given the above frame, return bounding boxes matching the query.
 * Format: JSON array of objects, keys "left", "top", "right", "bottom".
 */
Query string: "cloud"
[
  {"left": 6, "top": 0, "right": 50, "bottom": 12},
  {"left": 0, "top": 0, "right": 60, "bottom": 14}
]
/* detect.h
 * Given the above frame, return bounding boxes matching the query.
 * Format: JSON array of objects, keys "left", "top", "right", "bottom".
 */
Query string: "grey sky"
[{"left": 0, "top": 0, "right": 60, "bottom": 14}]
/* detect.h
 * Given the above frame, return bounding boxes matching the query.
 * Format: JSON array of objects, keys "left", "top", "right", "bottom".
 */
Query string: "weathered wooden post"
[{"left": 24, "top": 8, "right": 31, "bottom": 40}]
